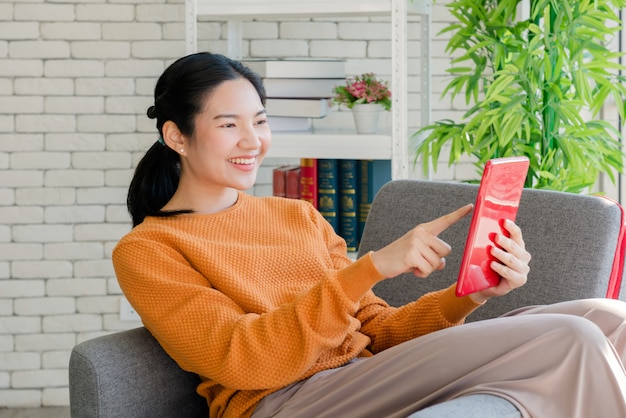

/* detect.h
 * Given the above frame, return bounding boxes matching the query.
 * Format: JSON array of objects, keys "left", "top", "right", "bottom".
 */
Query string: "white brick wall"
[
  {"left": 7, "top": 0, "right": 619, "bottom": 409},
  {"left": 0, "top": 0, "right": 463, "bottom": 408}
]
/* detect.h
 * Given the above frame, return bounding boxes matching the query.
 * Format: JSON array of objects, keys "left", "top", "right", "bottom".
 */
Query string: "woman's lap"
[
  {"left": 253, "top": 298, "right": 626, "bottom": 418},
  {"left": 502, "top": 297, "right": 626, "bottom": 362}
]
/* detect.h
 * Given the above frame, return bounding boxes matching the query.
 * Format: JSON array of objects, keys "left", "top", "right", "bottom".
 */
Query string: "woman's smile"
[{"left": 229, "top": 156, "right": 258, "bottom": 171}]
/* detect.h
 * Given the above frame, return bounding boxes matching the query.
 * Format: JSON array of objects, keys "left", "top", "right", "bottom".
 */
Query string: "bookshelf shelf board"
[
  {"left": 187, "top": 0, "right": 432, "bottom": 179},
  {"left": 195, "top": 0, "right": 430, "bottom": 18},
  {"left": 267, "top": 133, "right": 392, "bottom": 160}
]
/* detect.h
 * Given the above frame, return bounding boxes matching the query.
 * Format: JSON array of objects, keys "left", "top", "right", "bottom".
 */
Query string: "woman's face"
[{"left": 183, "top": 77, "right": 271, "bottom": 192}]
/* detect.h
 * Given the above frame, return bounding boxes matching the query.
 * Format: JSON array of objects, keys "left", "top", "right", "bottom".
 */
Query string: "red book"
[
  {"left": 299, "top": 158, "right": 318, "bottom": 208},
  {"left": 272, "top": 165, "right": 290, "bottom": 197},
  {"left": 286, "top": 166, "right": 301, "bottom": 199}
]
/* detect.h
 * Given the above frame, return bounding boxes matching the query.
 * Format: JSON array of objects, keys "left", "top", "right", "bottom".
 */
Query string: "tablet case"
[
  {"left": 600, "top": 195, "right": 626, "bottom": 299},
  {"left": 456, "top": 156, "right": 530, "bottom": 297}
]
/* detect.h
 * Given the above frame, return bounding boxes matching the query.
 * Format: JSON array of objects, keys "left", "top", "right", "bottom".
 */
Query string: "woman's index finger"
[{"left": 422, "top": 204, "right": 473, "bottom": 236}]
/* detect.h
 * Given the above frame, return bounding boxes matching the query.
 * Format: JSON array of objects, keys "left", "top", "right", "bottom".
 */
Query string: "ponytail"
[{"left": 127, "top": 141, "right": 190, "bottom": 227}]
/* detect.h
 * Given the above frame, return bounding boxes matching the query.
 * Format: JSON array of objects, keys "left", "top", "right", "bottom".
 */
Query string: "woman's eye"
[{"left": 256, "top": 119, "right": 268, "bottom": 125}]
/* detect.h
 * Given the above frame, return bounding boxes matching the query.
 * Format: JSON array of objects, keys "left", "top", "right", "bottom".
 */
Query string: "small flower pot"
[{"left": 351, "top": 103, "right": 383, "bottom": 134}]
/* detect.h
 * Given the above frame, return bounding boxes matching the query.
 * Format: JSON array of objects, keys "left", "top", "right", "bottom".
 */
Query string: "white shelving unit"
[{"left": 185, "top": 0, "right": 431, "bottom": 180}]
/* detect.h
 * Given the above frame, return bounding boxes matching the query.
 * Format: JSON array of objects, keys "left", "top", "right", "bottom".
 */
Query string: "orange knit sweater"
[{"left": 112, "top": 192, "right": 481, "bottom": 418}]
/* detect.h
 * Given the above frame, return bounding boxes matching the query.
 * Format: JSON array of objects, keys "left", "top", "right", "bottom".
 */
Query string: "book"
[
  {"left": 265, "top": 98, "right": 332, "bottom": 118},
  {"left": 263, "top": 78, "right": 345, "bottom": 99},
  {"left": 286, "top": 166, "right": 301, "bottom": 199},
  {"left": 267, "top": 116, "right": 312, "bottom": 132},
  {"left": 358, "top": 160, "right": 392, "bottom": 241},
  {"left": 241, "top": 59, "right": 346, "bottom": 79},
  {"left": 299, "top": 158, "right": 318, "bottom": 208},
  {"left": 339, "top": 159, "right": 360, "bottom": 252},
  {"left": 272, "top": 165, "right": 290, "bottom": 197},
  {"left": 317, "top": 159, "right": 339, "bottom": 233},
  {"left": 273, "top": 165, "right": 299, "bottom": 197}
]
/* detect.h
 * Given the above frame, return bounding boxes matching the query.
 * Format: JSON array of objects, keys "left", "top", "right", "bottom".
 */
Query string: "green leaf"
[
  {"left": 447, "top": 66, "right": 473, "bottom": 74},
  {"left": 414, "top": 0, "right": 626, "bottom": 194}
]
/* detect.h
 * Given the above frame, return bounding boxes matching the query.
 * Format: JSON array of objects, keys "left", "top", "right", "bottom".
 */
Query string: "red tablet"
[{"left": 455, "top": 156, "right": 530, "bottom": 297}]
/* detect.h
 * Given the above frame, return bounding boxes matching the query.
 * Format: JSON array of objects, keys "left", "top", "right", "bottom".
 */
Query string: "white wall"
[
  {"left": 0, "top": 0, "right": 465, "bottom": 408},
  {"left": 0, "top": 0, "right": 621, "bottom": 409}
]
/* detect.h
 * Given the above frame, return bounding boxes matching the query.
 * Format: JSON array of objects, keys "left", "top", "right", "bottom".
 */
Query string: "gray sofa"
[{"left": 69, "top": 179, "right": 626, "bottom": 418}]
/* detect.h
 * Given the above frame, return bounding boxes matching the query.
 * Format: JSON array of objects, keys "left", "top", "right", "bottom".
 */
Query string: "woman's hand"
[
  {"left": 371, "top": 204, "right": 473, "bottom": 279},
  {"left": 470, "top": 219, "right": 531, "bottom": 304}
]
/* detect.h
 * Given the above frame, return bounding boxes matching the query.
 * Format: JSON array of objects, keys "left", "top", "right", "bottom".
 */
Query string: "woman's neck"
[{"left": 163, "top": 184, "right": 240, "bottom": 215}]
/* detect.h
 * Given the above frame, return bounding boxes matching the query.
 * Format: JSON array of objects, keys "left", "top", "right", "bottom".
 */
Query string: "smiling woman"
[
  {"left": 111, "top": 52, "right": 626, "bottom": 418},
  {"left": 126, "top": 52, "right": 269, "bottom": 227},
  {"left": 158, "top": 77, "right": 271, "bottom": 214}
]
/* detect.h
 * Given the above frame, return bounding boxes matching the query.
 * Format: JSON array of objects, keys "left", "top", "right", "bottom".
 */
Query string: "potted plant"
[
  {"left": 334, "top": 73, "right": 392, "bottom": 134},
  {"left": 414, "top": 0, "right": 626, "bottom": 194}
]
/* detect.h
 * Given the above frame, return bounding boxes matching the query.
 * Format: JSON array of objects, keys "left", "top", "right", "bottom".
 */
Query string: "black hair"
[{"left": 127, "top": 52, "right": 266, "bottom": 227}]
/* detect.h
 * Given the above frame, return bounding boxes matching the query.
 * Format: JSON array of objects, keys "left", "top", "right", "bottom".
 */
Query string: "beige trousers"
[{"left": 251, "top": 298, "right": 626, "bottom": 418}]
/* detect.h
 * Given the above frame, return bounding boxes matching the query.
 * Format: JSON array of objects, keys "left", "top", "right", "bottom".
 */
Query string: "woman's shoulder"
[
  {"left": 113, "top": 217, "right": 172, "bottom": 250},
  {"left": 115, "top": 194, "right": 320, "bottom": 243}
]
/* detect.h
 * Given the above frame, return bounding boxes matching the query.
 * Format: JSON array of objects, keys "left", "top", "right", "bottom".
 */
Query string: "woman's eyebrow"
[{"left": 213, "top": 109, "right": 267, "bottom": 120}]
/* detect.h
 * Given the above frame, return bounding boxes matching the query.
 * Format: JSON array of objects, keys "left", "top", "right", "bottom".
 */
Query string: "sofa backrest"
[{"left": 358, "top": 179, "right": 625, "bottom": 322}]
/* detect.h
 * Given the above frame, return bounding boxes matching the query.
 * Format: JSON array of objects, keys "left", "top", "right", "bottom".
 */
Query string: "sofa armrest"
[{"left": 69, "top": 327, "right": 208, "bottom": 418}]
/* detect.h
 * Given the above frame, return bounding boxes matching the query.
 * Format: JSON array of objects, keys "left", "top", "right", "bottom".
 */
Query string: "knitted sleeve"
[
  {"left": 356, "top": 284, "right": 482, "bottom": 354},
  {"left": 314, "top": 209, "right": 483, "bottom": 354},
  {"left": 113, "top": 197, "right": 481, "bottom": 393},
  {"left": 113, "top": 234, "right": 380, "bottom": 391}
]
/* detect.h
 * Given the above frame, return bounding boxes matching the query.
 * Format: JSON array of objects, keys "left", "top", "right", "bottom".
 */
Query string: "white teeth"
[{"left": 229, "top": 158, "right": 255, "bottom": 165}]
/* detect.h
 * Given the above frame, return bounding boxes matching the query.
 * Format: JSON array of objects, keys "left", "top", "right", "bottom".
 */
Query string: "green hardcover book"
[
  {"left": 317, "top": 159, "right": 339, "bottom": 233},
  {"left": 339, "top": 159, "right": 360, "bottom": 252},
  {"left": 358, "top": 160, "right": 392, "bottom": 241}
]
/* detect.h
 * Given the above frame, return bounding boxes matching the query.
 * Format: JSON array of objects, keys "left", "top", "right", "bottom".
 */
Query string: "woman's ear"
[{"left": 162, "top": 121, "right": 186, "bottom": 156}]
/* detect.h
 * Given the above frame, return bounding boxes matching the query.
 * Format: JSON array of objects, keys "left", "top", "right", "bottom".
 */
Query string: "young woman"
[{"left": 113, "top": 52, "right": 626, "bottom": 418}]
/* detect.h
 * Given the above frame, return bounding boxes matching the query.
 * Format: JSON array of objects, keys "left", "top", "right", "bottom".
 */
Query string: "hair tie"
[{"left": 157, "top": 136, "right": 165, "bottom": 146}]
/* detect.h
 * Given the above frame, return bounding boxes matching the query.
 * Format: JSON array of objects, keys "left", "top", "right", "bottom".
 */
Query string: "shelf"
[
  {"left": 195, "top": 0, "right": 431, "bottom": 18},
  {"left": 266, "top": 132, "right": 392, "bottom": 160},
  {"left": 186, "top": 0, "right": 432, "bottom": 180}
]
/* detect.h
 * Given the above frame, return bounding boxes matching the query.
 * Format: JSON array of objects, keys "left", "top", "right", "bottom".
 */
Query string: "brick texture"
[{"left": 2, "top": 0, "right": 616, "bottom": 410}]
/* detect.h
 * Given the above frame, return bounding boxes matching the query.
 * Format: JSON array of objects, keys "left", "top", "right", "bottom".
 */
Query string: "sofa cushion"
[{"left": 408, "top": 394, "right": 521, "bottom": 418}]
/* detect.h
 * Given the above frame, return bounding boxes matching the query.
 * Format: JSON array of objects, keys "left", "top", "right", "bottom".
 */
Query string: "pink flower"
[{"left": 333, "top": 73, "right": 392, "bottom": 111}]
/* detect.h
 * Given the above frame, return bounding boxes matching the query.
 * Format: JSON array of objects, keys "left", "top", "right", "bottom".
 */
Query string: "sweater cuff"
[
  {"left": 352, "top": 251, "right": 386, "bottom": 282},
  {"left": 335, "top": 251, "right": 386, "bottom": 300},
  {"left": 438, "top": 284, "right": 484, "bottom": 324}
]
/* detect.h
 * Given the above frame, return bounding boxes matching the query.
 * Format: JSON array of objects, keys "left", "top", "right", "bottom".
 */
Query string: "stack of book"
[
  {"left": 241, "top": 59, "right": 346, "bottom": 132},
  {"left": 273, "top": 158, "right": 391, "bottom": 252}
]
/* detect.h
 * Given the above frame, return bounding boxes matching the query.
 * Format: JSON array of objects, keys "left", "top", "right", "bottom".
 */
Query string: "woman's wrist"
[
  {"left": 337, "top": 252, "right": 385, "bottom": 302},
  {"left": 369, "top": 250, "right": 385, "bottom": 278},
  {"left": 468, "top": 292, "right": 489, "bottom": 305}
]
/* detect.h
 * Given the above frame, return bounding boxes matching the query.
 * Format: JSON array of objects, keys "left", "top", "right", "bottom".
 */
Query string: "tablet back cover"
[{"left": 456, "top": 157, "right": 530, "bottom": 297}]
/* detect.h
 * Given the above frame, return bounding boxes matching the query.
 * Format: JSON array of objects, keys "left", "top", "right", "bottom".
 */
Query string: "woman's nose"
[{"left": 240, "top": 125, "right": 262, "bottom": 148}]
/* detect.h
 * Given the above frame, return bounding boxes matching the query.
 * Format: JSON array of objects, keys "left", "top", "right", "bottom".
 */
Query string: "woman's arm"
[
  {"left": 113, "top": 236, "right": 381, "bottom": 391},
  {"left": 353, "top": 216, "right": 531, "bottom": 353},
  {"left": 355, "top": 285, "right": 482, "bottom": 353}
]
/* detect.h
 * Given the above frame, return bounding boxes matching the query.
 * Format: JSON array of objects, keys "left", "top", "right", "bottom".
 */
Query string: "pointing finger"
[{"left": 423, "top": 204, "right": 473, "bottom": 236}]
